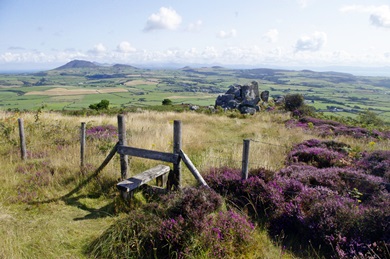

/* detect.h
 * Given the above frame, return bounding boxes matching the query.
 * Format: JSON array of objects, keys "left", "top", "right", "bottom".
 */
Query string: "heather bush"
[
  {"left": 205, "top": 138, "right": 390, "bottom": 258},
  {"left": 204, "top": 167, "right": 274, "bottom": 217},
  {"left": 355, "top": 150, "right": 390, "bottom": 181},
  {"left": 13, "top": 160, "right": 54, "bottom": 202},
  {"left": 262, "top": 174, "right": 388, "bottom": 257},
  {"left": 286, "top": 139, "right": 350, "bottom": 168},
  {"left": 201, "top": 210, "right": 255, "bottom": 258},
  {"left": 287, "top": 116, "right": 390, "bottom": 139},
  {"left": 163, "top": 187, "right": 223, "bottom": 231},
  {"left": 203, "top": 167, "right": 242, "bottom": 197},
  {"left": 279, "top": 165, "right": 385, "bottom": 202},
  {"left": 86, "top": 124, "right": 117, "bottom": 141},
  {"left": 89, "top": 187, "right": 258, "bottom": 258}
]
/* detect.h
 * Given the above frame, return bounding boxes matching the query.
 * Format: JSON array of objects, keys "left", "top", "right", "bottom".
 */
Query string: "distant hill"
[
  {"left": 55, "top": 60, "right": 98, "bottom": 70},
  {"left": 113, "top": 64, "right": 137, "bottom": 69},
  {"left": 53, "top": 60, "right": 138, "bottom": 71}
]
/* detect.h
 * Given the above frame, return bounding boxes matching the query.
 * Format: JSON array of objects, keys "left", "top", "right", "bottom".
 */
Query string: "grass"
[{"left": 0, "top": 109, "right": 389, "bottom": 258}]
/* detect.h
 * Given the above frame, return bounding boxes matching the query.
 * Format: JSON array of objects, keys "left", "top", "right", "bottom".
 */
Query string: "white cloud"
[
  {"left": 340, "top": 5, "right": 377, "bottom": 13},
  {"left": 263, "top": 29, "right": 279, "bottom": 43},
  {"left": 370, "top": 6, "right": 390, "bottom": 28},
  {"left": 8, "top": 46, "right": 25, "bottom": 50},
  {"left": 340, "top": 5, "right": 390, "bottom": 29},
  {"left": 186, "top": 20, "right": 202, "bottom": 32},
  {"left": 89, "top": 43, "right": 107, "bottom": 55},
  {"left": 217, "top": 29, "right": 237, "bottom": 39},
  {"left": 294, "top": 31, "right": 327, "bottom": 52},
  {"left": 4, "top": 43, "right": 390, "bottom": 69},
  {"left": 116, "top": 41, "right": 136, "bottom": 53},
  {"left": 144, "top": 7, "right": 182, "bottom": 32},
  {"left": 0, "top": 50, "right": 87, "bottom": 64},
  {"left": 297, "top": 0, "right": 309, "bottom": 8}
]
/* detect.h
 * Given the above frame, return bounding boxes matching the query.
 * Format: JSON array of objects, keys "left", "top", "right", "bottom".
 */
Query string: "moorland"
[{"left": 0, "top": 61, "right": 389, "bottom": 258}]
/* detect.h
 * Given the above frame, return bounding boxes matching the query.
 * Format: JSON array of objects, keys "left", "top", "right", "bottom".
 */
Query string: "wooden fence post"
[
  {"left": 179, "top": 150, "right": 208, "bottom": 187},
  {"left": 80, "top": 122, "right": 86, "bottom": 168},
  {"left": 18, "top": 118, "right": 27, "bottom": 160},
  {"left": 172, "top": 120, "right": 182, "bottom": 189},
  {"left": 117, "top": 115, "right": 128, "bottom": 180},
  {"left": 241, "top": 139, "right": 250, "bottom": 180}
]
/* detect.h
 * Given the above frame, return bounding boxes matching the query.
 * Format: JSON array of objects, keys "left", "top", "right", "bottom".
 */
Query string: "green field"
[{"left": 1, "top": 63, "right": 389, "bottom": 122}]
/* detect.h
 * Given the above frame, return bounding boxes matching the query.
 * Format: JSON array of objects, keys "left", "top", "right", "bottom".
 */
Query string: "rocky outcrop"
[{"left": 215, "top": 81, "right": 269, "bottom": 114}]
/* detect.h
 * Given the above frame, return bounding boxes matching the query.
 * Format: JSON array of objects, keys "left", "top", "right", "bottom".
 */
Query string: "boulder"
[
  {"left": 260, "top": 91, "right": 269, "bottom": 102},
  {"left": 215, "top": 81, "right": 267, "bottom": 114},
  {"left": 189, "top": 105, "right": 199, "bottom": 111},
  {"left": 239, "top": 106, "right": 257, "bottom": 115}
]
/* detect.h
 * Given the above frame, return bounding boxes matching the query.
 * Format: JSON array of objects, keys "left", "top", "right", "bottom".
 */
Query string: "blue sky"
[{"left": 1, "top": 0, "right": 390, "bottom": 71}]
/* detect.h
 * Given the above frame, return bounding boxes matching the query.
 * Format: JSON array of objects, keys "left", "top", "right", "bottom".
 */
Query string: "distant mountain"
[
  {"left": 54, "top": 60, "right": 98, "bottom": 70},
  {"left": 112, "top": 64, "right": 137, "bottom": 69},
  {"left": 53, "top": 60, "right": 139, "bottom": 71}
]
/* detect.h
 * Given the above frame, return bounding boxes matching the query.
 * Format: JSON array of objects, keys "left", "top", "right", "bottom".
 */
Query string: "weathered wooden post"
[
  {"left": 179, "top": 150, "right": 208, "bottom": 187},
  {"left": 117, "top": 115, "right": 128, "bottom": 180},
  {"left": 241, "top": 139, "right": 250, "bottom": 180},
  {"left": 80, "top": 122, "right": 86, "bottom": 168},
  {"left": 171, "top": 120, "right": 182, "bottom": 190},
  {"left": 18, "top": 118, "right": 27, "bottom": 160}
]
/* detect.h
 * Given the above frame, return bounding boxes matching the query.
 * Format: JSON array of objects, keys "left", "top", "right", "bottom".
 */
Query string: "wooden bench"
[{"left": 116, "top": 165, "right": 170, "bottom": 195}]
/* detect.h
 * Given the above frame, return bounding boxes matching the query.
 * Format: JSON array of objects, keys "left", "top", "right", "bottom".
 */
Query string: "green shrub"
[
  {"left": 162, "top": 98, "right": 172, "bottom": 105},
  {"left": 89, "top": 99, "right": 110, "bottom": 110},
  {"left": 358, "top": 110, "right": 384, "bottom": 127},
  {"left": 284, "top": 94, "right": 304, "bottom": 112}
]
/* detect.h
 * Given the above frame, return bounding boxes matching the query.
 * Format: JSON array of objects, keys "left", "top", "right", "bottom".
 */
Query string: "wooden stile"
[{"left": 116, "top": 165, "right": 170, "bottom": 193}]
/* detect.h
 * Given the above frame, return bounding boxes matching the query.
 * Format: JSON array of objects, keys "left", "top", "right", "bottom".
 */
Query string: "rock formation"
[{"left": 215, "top": 81, "right": 269, "bottom": 114}]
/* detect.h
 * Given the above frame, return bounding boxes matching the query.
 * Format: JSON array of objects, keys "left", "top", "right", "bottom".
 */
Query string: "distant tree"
[
  {"left": 89, "top": 99, "right": 110, "bottom": 110},
  {"left": 162, "top": 99, "right": 172, "bottom": 105}
]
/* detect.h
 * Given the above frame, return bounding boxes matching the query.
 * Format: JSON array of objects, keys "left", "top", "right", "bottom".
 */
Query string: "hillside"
[
  {"left": 0, "top": 60, "right": 389, "bottom": 123},
  {"left": 0, "top": 109, "right": 389, "bottom": 258},
  {"left": 54, "top": 60, "right": 98, "bottom": 70}
]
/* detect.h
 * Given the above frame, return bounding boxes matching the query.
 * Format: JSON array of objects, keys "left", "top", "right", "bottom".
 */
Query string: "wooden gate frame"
[{"left": 115, "top": 115, "right": 208, "bottom": 200}]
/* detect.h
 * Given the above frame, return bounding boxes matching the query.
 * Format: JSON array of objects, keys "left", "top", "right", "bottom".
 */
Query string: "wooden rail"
[
  {"left": 116, "top": 165, "right": 170, "bottom": 193},
  {"left": 117, "top": 146, "right": 179, "bottom": 163}
]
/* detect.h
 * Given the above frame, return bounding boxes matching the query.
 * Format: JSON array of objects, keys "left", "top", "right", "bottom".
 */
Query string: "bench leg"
[
  {"left": 120, "top": 190, "right": 134, "bottom": 202},
  {"left": 156, "top": 173, "right": 168, "bottom": 188}
]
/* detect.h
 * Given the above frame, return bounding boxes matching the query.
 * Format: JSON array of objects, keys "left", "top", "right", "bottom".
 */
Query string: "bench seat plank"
[{"left": 116, "top": 165, "right": 170, "bottom": 192}]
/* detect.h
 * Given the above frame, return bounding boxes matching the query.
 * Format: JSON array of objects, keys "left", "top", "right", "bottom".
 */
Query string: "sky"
[{"left": 2, "top": 0, "right": 390, "bottom": 73}]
